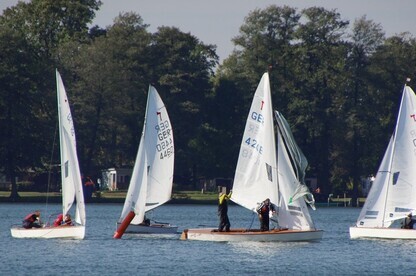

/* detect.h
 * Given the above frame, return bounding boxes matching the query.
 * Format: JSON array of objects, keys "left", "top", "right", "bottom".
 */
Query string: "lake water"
[{"left": 1, "top": 203, "right": 415, "bottom": 275}]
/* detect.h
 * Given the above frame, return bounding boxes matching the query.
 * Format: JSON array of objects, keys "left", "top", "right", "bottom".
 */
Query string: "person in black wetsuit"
[
  {"left": 257, "top": 198, "right": 276, "bottom": 231},
  {"left": 402, "top": 213, "right": 416, "bottom": 229}
]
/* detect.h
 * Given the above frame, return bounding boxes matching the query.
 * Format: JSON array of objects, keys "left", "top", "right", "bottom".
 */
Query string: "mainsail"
[
  {"left": 118, "top": 85, "right": 174, "bottom": 225},
  {"left": 356, "top": 85, "right": 416, "bottom": 228},
  {"left": 56, "top": 70, "right": 86, "bottom": 226},
  {"left": 231, "top": 72, "right": 279, "bottom": 212}
]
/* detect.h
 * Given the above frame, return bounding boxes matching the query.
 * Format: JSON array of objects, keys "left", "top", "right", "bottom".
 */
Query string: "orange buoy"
[{"left": 113, "top": 211, "right": 135, "bottom": 239}]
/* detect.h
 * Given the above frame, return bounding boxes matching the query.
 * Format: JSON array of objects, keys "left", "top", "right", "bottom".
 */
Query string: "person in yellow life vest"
[{"left": 218, "top": 190, "right": 232, "bottom": 232}]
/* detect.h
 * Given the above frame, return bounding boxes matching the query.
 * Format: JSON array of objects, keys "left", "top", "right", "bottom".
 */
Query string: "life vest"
[
  {"left": 24, "top": 213, "right": 37, "bottom": 222},
  {"left": 53, "top": 214, "right": 64, "bottom": 227}
]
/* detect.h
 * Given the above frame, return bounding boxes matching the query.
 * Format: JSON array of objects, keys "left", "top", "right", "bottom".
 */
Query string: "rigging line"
[{"left": 45, "top": 121, "right": 59, "bottom": 219}]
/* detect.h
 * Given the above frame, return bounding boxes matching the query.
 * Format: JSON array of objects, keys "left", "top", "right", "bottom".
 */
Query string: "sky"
[{"left": 1, "top": 0, "right": 416, "bottom": 62}]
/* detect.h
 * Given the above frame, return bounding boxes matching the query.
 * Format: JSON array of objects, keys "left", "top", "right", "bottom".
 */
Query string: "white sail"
[
  {"left": 232, "top": 72, "right": 279, "bottom": 212},
  {"left": 118, "top": 85, "right": 174, "bottom": 225},
  {"left": 56, "top": 70, "right": 86, "bottom": 226},
  {"left": 355, "top": 86, "right": 416, "bottom": 228},
  {"left": 144, "top": 86, "right": 174, "bottom": 212},
  {"left": 276, "top": 126, "right": 315, "bottom": 230},
  {"left": 119, "top": 134, "right": 148, "bottom": 225},
  {"left": 181, "top": 72, "right": 323, "bottom": 242},
  {"left": 275, "top": 111, "right": 315, "bottom": 210}
]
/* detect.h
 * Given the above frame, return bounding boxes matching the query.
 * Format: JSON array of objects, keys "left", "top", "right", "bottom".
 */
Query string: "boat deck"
[{"left": 181, "top": 227, "right": 323, "bottom": 242}]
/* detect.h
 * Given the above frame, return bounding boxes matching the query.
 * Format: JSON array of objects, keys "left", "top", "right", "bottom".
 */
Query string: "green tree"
[
  {"left": 0, "top": 26, "right": 45, "bottom": 199},
  {"left": 60, "top": 12, "right": 152, "bottom": 175},
  {"left": 331, "top": 16, "right": 385, "bottom": 204},
  {"left": 149, "top": 26, "right": 218, "bottom": 186},
  {"left": 1, "top": 0, "right": 102, "bottom": 57},
  {"left": 0, "top": 0, "right": 103, "bottom": 198},
  {"left": 292, "top": 7, "right": 349, "bottom": 194},
  {"left": 214, "top": 6, "right": 301, "bottom": 181},
  {"left": 366, "top": 33, "right": 416, "bottom": 176},
  {"left": 230, "top": 5, "right": 300, "bottom": 112}
]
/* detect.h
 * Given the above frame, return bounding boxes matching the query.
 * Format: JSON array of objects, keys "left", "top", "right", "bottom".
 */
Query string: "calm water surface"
[{"left": 1, "top": 203, "right": 415, "bottom": 275}]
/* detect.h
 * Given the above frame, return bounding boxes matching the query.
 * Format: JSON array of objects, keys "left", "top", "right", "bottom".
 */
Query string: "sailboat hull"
[
  {"left": 10, "top": 225, "right": 85, "bottom": 239},
  {"left": 350, "top": 226, "right": 416, "bottom": 239},
  {"left": 116, "top": 222, "right": 178, "bottom": 234},
  {"left": 181, "top": 228, "right": 323, "bottom": 242}
]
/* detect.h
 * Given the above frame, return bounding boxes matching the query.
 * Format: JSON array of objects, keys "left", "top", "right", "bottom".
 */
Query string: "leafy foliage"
[{"left": 2, "top": 2, "right": 416, "bottom": 200}]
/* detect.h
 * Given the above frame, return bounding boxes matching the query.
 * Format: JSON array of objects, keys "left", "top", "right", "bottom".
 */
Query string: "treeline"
[{"left": 1, "top": 2, "right": 416, "bottom": 204}]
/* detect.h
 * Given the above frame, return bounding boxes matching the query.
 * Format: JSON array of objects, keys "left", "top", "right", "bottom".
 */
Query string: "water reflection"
[{"left": 228, "top": 240, "right": 310, "bottom": 256}]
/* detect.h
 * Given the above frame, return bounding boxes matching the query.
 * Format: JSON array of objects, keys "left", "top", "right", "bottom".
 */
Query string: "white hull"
[
  {"left": 117, "top": 222, "right": 178, "bottom": 234},
  {"left": 350, "top": 226, "right": 416, "bottom": 239},
  {"left": 181, "top": 228, "right": 323, "bottom": 242},
  {"left": 10, "top": 225, "right": 85, "bottom": 239}
]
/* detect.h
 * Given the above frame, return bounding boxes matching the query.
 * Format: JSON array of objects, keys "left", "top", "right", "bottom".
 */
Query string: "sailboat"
[
  {"left": 181, "top": 72, "right": 323, "bottom": 242},
  {"left": 350, "top": 84, "right": 416, "bottom": 239},
  {"left": 114, "top": 85, "right": 177, "bottom": 238},
  {"left": 11, "top": 70, "right": 86, "bottom": 239}
]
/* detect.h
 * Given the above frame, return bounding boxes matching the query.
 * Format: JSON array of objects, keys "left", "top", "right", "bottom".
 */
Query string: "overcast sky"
[{"left": 2, "top": 0, "right": 416, "bottom": 62}]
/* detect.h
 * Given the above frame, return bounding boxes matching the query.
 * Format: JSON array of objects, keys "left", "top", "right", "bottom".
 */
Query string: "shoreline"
[{"left": 0, "top": 191, "right": 363, "bottom": 206}]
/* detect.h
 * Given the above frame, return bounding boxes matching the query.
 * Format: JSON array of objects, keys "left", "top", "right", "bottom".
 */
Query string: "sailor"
[
  {"left": 63, "top": 214, "right": 73, "bottom": 226},
  {"left": 22, "top": 210, "right": 42, "bottom": 229},
  {"left": 218, "top": 190, "right": 232, "bottom": 232},
  {"left": 257, "top": 198, "right": 276, "bottom": 231},
  {"left": 53, "top": 214, "right": 64, "bottom": 227},
  {"left": 403, "top": 212, "right": 416, "bottom": 229}
]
